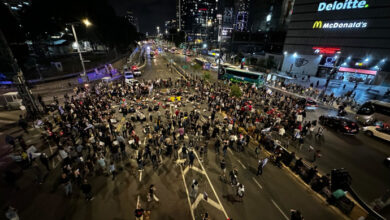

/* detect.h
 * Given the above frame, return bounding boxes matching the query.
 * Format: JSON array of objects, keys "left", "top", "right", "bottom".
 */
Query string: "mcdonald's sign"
[{"left": 313, "top": 21, "right": 323, "bottom": 29}]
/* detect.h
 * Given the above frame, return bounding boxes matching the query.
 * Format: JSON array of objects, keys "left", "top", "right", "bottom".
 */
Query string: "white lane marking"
[
  {"left": 180, "top": 163, "right": 196, "bottom": 220},
  {"left": 136, "top": 195, "right": 140, "bottom": 207},
  {"left": 271, "top": 199, "right": 289, "bottom": 220},
  {"left": 139, "top": 170, "right": 143, "bottom": 182},
  {"left": 252, "top": 177, "right": 263, "bottom": 189},
  {"left": 193, "top": 151, "right": 229, "bottom": 219},
  {"left": 237, "top": 160, "right": 247, "bottom": 169},
  {"left": 228, "top": 148, "right": 234, "bottom": 155}
]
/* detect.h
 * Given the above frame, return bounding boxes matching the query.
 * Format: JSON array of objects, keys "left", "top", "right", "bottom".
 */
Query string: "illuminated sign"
[
  {"left": 318, "top": 0, "right": 369, "bottom": 12},
  {"left": 313, "top": 21, "right": 367, "bottom": 29},
  {"left": 339, "top": 67, "right": 377, "bottom": 75},
  {"left": 312, "top": 47, "right": 341, "bottom": 54}
]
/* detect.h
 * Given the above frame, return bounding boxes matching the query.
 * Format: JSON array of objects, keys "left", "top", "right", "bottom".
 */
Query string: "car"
[
  {"left": 124, "top": 72, "right": 134, "bottom": 84},
  {"left": 125, "top": 78, "right": 139, "bottom": 85},
  {"left": 362, "top": 124, "right": 390, "bottom": 141},
  {"left": 298, "top": 98, "right": 318, "bottom": 110},
  {"left": 319, "top": 115, "right": 359, "bottom": 135},
  {"left": 133, "top": 69, "right": 141, "bottom": 77}
]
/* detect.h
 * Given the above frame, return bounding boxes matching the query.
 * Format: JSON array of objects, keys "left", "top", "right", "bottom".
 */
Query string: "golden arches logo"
[{"left": 313, "top": 21, "right": 323, "bottom": 29}]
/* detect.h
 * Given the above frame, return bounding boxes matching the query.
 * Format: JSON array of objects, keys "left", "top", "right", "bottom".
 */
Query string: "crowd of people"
[
  {"left": 271, "top": 78, "right": 360, "bottom": 111},
  {"left": 3, "top": 68, "right": 337, "bottom": 219}
]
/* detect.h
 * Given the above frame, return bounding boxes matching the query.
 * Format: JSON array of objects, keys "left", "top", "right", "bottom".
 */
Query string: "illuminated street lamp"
[
  {"left": 69, "top": 18, "right": 92, "bottom": 82},
  {"left": 82, "top": 18, "right": 92, "bottom": 27}
]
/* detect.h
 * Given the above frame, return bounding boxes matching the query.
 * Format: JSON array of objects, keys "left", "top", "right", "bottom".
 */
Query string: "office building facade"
[{"left": 282, "top": 0, "right": 390, "bottom": 85}]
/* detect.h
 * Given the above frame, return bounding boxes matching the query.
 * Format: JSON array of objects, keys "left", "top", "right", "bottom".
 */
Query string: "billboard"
[{"left": 284, "top": 0, "right": 390, "bottom": 58}]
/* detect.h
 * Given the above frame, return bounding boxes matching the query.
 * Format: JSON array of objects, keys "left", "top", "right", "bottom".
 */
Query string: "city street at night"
[{"left": 1, "top": 0, "right": 390, "bottom": 220}]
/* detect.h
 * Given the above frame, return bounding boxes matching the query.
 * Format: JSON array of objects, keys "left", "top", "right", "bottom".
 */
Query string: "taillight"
[{"left": 344, "top": 126, "right": 350, "bottom": 130}]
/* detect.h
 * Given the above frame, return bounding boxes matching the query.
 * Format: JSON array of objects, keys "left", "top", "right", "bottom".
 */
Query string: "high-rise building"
[
  {"left": 249, "top": 0, "right": 294, "bottom": 32},
  {"left": 177, "top": 0, "right": 219, "bottom": 43},
  {"left": 281, "top": 0, "right": 390, "bottom": 85},
  {"left": 234, "top": 0, "right": 250, "bottom": 32},
  {"left": 125, "top": 10, "right": 139, "bottom": 32}
]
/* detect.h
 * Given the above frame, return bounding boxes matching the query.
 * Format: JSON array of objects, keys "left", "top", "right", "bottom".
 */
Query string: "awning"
[{"left": 338, "top": 67, "right": 377, "bottom": 75}]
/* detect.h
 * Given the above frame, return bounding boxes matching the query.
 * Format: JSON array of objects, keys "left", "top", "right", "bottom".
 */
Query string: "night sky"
[{"left": 109, "top": 0, "right": 176, "bottom": 34}]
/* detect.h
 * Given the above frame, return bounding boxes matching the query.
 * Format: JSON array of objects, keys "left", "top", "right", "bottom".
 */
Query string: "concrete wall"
[{"left": 281, "top": 54, "right": 321, "bottom": 75}]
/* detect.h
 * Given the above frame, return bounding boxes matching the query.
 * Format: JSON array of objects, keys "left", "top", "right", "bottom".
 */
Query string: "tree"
[
  {"left": 230, "top": 84, "right": 242, "bottom": 98},
  {"left": 203, "top": 71, "right": 210, "bottom": 81}
]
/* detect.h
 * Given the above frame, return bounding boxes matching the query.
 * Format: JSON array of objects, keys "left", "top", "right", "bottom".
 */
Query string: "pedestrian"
[
  {"left": 148, "top": 184, "right": 159, "bottom": 202},
  {"left": 313, "top": 150, "right": 322, "bottom": 162},
  {"left": 4, "top": 206, "right": 19, "bottom": 220},
  {"left": 220, "top": 158, "right": 226, "bottom": 180},
  {"left": 190, "top": 179, "right": 199, "bottom": 199},
  {"left": 134, "top": 204, "right": 144, "bottom": 220},
  {"left": 18, "top": 115, "right": 28, "bottom": 133},
  {"left": 290, "top": 209, "right": 304, "bottom": 220},
  {"left": 236, "top": 183, "right": 245, "bottom": 201},
  {"left": 97, "top": 156, "right": 107, "bottom": 175},
  {"left": 40, "top": 153, "right": 50, "bottom": 171},
  {"left": 109, "top": 161, "right": 117, "bottom": 180},
  {"left": 188, "top": 150, "right": 195, "bottom": 167},
  {"left": 256, "top": 159, "right": 263, "bottom": 176},
  {"left": 81, "top": 179, "right": 94, "bottom": 201},
  {"left": 202, "top": 212, "right": 209, "bottom": 220},
  {"left": 60, "top": 172, "right": 72, "bottom": 196},
  {"left": 255, "top": 145, "right": 261, "bottom": 159}
]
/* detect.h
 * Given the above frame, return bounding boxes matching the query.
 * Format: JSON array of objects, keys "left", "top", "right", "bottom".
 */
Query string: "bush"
[{"left": 230, "top": 84, "right": 242, "bottom": 98}]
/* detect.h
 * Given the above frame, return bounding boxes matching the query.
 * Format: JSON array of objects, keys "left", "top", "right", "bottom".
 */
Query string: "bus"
[
  {"left": 356, "top": 100, "right": 390, "bottom": 125},
  {"left": 222, "top": 67, "right": 265, "bottom": 87}
]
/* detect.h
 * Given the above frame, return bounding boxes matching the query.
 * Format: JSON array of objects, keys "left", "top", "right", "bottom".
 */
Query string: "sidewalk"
[{"left": 276, "top": 74, "right": 390, "bottom": 104}]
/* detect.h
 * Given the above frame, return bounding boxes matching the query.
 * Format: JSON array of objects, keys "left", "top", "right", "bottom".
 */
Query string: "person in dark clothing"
[
  {"left": 81, "top": 179, "right": 94, "bottom": 201},
  {"left": 256, "top": 160, "right": 263, "bottom": 176},
  {"left": 18, "top": 115, "right": 28, "bottom": 133},
  {"left": 290, "top": 209, "right": 304, "bottom": 220},
  {"left": 40, "top": 153, "right": 50, "bottom": 171},
  {"left": 134, "top": 204, "right": 144, "bottom": 220}
]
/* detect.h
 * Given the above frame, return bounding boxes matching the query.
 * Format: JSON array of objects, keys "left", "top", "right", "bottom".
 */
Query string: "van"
[{"left": 1, "top": 92, "right": 23, "bottom": 110}]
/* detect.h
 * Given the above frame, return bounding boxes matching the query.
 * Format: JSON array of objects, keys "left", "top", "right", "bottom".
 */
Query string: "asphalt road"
[
  {"left": 166, "top": 50, "right": 390, "bottom": 209},
  {"left": 0, "top": 51, "right": 344, "bottom": 220}
]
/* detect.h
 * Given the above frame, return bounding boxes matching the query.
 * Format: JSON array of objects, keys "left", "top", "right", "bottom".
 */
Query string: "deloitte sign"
[{"left": 318, "top": 0, "right": 369, "bottom": 12}]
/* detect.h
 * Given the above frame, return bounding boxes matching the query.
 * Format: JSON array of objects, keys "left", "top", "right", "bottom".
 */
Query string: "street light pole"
[
  {"left": 217, "top": 14, "right": 223, "bottom": 79},
  {"left": 71, "top": 24, "right": 88, "bottom": 83}
]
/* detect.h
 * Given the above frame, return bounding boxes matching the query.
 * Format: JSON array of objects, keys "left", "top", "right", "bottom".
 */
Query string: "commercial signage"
[
  {"left": 313, "top": 20, "right": 367, "bottom": 29},
  {"left": 318, "top": 0, "right": 369, "bottom": 12},
  {"left": 312, "top": 47, "right": 341, "bottom": 54}
]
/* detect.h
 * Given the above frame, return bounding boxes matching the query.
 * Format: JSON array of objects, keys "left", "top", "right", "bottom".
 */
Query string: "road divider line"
[
  {"left": 193, "top": 151, "right": 229, "bottom": 219},
  {"left": 228, "top": 148, "right": 234, "bottom": 155},
  {"left": 271, "top": 199, "right": 289, "bottom": 220},
  {"left": 136, "top": 195, "right": 140, "bottom": 207},
  {"left": 252, "top": 177, "right": 263, "bottom": 189},
  {"left": 139, "top": 170, "right": 143, "bottom": 182},
  {"left": 179, "top": 159, "right": 196, "bottom": 220},
  {"left": 237, "top": 160, "right": 247, "bottom": 169}
]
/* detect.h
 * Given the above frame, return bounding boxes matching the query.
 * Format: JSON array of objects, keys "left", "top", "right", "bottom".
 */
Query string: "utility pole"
[
  {"left": 217, "top": 14, "right": 223, "bottom": 79},
  {"left": 71, "top": 24, "right": 88, "bottom": 83},
  {"left": 178, "top": 0, "right": 181, "bottom": 31},
  {"left": 0, "top": 30, "right": 40, "bottom": 118}
]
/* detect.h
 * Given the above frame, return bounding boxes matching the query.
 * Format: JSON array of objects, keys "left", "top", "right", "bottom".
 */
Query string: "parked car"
[
  {"left": 319, "top": 115, "right": 359, "bottom": 135},
  {"left": 362, "top": 124, "right": 390, "bottom": 141}
]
